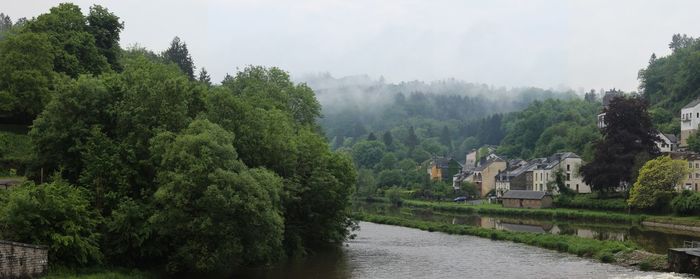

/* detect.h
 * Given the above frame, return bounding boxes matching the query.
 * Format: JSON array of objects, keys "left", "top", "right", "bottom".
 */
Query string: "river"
[
  {"left": 238, "top": 222, "right": 691, "bottom": 278},
  {"left": 360, "top": 204, "right": 700, "bottom": 254}
]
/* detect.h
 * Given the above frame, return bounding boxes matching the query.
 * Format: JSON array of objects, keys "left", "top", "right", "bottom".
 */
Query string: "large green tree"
[
  {"left": 0, "top": 181, "right": 102, "bottom": 266},
  {"left": 86, "top": 5, "right": 124, "bottom": 71},
  {"left": 581, "top": 95, "right": 660, "bottom": 192},
  {"left": 628, "top": 156, "right": 688, "bottom": 210},
  {"left": 163, "top": 36, "right": 195, "bottom": 80},
  {"left": 26, "top": 3, "right": 109, "bottom": 77},
  {"left": 151, "top": 119, "right": 284, "bottom": 273},
  {"left": 0, "top": 32, "right": 56, "bottom": 123}
]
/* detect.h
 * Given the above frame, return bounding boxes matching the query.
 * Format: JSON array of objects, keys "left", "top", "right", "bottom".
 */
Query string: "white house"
[
  {"left": 531, "top": 152, "right": 591, "bottom": 193},
  {"left": 681, "top": 98, "right": 700, "bottom": 147},
  {"left": 657, "top": 133, "right": 678, "bottom": 153}
]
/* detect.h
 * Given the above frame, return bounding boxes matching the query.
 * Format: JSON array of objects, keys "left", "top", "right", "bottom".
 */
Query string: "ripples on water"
[{"left": 237, "top": 222, "right": 693, "bottom": 279}]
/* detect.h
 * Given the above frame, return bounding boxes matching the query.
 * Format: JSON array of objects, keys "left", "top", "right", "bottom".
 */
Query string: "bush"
[
  {"left": 0, "top": 181, "right": 102, "bottom": 266},
  {"left": 671, "top": 190, "right": 700, "bottom": 216},
  {"left": 385, "top": 187, "right": 403, "bottom": 206},
  {"left": 554, "top": 194, "right": 628, "bottom": 211}
]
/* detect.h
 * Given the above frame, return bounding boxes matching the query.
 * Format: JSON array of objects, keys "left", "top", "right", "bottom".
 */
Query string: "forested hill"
[
  {"left": 302, "top": 73, "right": 580, "bottom": 154},
  {"left": 639, "top": 34, "right": 700, "bottom": 135}
]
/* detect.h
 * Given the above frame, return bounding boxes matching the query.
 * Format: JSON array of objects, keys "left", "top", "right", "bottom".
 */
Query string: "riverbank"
[
  {"left": 355, "top": 213, "right": 667, "bottom": 271},
  {"left": 42, "top": 268, "right": 155, "bottom": 279},
  {"left": 389, "top": 198, "right": 700, "bottom": 231},
  {"left": 400, "top": 199, "right": 643, "bottom": 223}
]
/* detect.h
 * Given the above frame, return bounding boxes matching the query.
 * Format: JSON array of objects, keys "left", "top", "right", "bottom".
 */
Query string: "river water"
[
  {"left": 238, "top": 222, "right": 691, "bottom": 279},
  {"left": 361, "top": 204, "right": 700, "bottom": 254}
]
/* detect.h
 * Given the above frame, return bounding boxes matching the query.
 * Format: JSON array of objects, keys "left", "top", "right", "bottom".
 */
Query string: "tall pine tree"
[{"left": 163, "top": 36, "right": 195, "bottom": 79}]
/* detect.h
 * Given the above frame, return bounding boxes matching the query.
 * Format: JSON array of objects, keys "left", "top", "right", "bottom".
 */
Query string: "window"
[
  {"left": 695, "top": 173, "right": 700, "bottom": 179},
  {"left": 566, "top": 173, "right": 571, "bottom": 181},
  {"left": 690, "top": 162, "right": 694, "bottom": 168},
  {"left": 576, "top": 184, "right": 579, "bottom": 192},
  {"left": 567, "top": 164, "right": 570, "bottom": 171},
  {"left": 696, "top": 163, "right": 699, "bottom": 168}
]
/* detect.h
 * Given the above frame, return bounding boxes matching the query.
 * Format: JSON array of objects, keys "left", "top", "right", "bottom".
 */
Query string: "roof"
[
  {"left": 536, "top": 152, "right": 581, "bottom": 170},
  {"left": 502, "top": 190, "right": 549, "bottom": 200},
  {"left": 475, "top": 155, "right": 505, "bottom": 171},
  {"left": 496, "top": 161, "right": 538, "bottom": 181},
  {"left": 683, "top": 98, "right": 700, "bottom": 109},
  {"left": 431, "top": 156, "right": 461, "bottom": 169},
  {"left": 663, "top": 133, "right": 678, "bottom": 143}
]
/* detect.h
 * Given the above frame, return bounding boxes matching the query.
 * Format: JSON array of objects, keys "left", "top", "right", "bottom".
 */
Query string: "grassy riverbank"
[
  {"left": 355, "top": 213, "right": 666, "bottom": 271},
  {"left": 42, "top": 268, "right": 155, "bottom": 279},
  {"left": 380, "top": 198, "right": 700, "bottom": 229},
  {"left": 400, "top": 199, "right": 643, "bottom": 223}
]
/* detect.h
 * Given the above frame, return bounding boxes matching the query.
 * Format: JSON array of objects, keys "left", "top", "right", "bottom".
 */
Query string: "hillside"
[{"left": 640, "top": 34, "right": 700, "bottom": 134}]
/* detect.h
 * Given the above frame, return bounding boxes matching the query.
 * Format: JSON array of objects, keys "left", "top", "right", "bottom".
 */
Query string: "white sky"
[{"left": 4, "top": 0, "right": 700, "bottom": 92}]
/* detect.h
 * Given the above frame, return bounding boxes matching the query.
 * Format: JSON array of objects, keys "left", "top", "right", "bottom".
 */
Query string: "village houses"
[
  {"left": 438, "top": 94, "right": 700, "bottom": 199},
  {"left": 428, "top": 156, "right": 461, "bottom": 182},
  {"left": 450, "top": 149, "right": 590, "bottom": 197}
]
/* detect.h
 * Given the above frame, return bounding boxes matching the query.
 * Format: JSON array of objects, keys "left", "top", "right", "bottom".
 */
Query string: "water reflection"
[
  {"left": 236, "top": 222, "right": 687, "bottom": 279},
  {"left": 356, "top": 202, "right": 700, "bottom": 254}
]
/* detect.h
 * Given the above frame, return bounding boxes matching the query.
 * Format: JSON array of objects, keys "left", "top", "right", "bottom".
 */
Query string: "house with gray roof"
[
  {"left": 501, "top": 190, "right": 552, "bottom": 208},
  {"left": 531, "top": 152, "right": 591, "bottom": 193}
]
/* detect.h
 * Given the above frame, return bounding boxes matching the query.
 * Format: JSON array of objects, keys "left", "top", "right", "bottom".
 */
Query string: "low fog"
[{"left": 6, "top": 0, "right": 700, "bottom": 92}]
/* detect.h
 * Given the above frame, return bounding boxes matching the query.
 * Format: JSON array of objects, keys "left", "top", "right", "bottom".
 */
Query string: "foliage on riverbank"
[
  {"left": 401, "top": 199, "right": 643, "bottom": 223},
  {"left": 42, "top": 267, "right": 155, "bottom": 279},
  {"left": 355, "top": 213, "right": 666, "bottom": 270},
  {"left": 554, "top": 194, "right": 628, "bottom": 212},
  {"left": 0, "top": 4, "right": 357, "bottom": 275}
]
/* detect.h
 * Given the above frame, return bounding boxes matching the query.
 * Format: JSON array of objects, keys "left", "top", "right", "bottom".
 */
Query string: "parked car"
[{"left": 453, "top": 196, "right": 467, "bottom": 202}]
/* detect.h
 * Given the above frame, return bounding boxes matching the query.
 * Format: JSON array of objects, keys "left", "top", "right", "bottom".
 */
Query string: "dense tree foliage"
[
  {"left": 498, "top": 99, "right": 601, "bottom": 160},
  {"left": 151, "top": 119, "right": 284, "bottom": 273},
  {"left": 639, "top": 34, "right": 700, "bottom": 134},
  {"left": 628, "top": 156, "right": 688, "bottom": 210},
  {"left": 581, "top": 96, "right": 660, "bottom": 193},
  {"left": 163, "top": 36, "right": 195, "bottom": 80},
  {"left": 0, "top": 4, "right": 121, "bottom": 124},
  {"left": 0, "top": 4, "right": 357, "bottom": 275},
  {"left": 0, "top": 180, "right": 102, "bottom": 266}
]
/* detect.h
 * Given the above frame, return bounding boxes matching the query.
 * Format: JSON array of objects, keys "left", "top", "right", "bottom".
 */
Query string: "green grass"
[
  {"left": 42, "top": 267, "right": 156, "bottom": 279},
  {"left": 555, "top": 194, "right": 628, "bottom": 212},
  {"left": 401, "top": 199, "right": 644, "bottom": 223},
  {"left": 355, "top": 213, "right": 650, "bottom": 267},
  {"left": 644, "top": 215, "right": 700, "bottom": 227}
]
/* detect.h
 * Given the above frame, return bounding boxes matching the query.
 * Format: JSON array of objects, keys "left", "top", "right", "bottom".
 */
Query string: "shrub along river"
[{"left": 238, "top": 222, "right": 688, "bottom": 278}]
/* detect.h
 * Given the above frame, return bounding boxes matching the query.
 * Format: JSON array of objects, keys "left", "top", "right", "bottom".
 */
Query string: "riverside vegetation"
[{"left": 0, "top": 4, "right": 356, "bottom": 277}]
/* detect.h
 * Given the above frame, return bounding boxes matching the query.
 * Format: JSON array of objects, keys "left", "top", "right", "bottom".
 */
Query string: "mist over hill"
[{"left": 298, "top": 73, "right": 581, "bottom": 145}]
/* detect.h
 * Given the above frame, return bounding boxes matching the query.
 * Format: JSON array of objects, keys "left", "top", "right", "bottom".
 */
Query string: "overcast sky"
[{"left": 4, "top": 0, "right": 700, "bottom": 92}]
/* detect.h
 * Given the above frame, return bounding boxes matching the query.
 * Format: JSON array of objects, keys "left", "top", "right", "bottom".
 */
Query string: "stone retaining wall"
[{"left": 0, "top": 240, "right": 48, "bottom": 278}]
